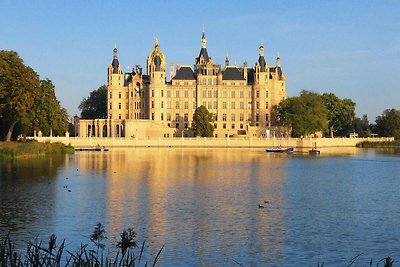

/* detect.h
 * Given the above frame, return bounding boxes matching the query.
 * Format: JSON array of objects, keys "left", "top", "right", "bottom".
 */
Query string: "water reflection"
[
  {"left": 0, "top": 155, "right": 68, "bottom": 243},
  {"left": 73, "top": 148, "right": 289, "bottom": 266}
]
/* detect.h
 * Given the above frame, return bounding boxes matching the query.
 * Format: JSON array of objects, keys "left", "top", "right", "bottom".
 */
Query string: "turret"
[
  {"left": 276, "top": 52, "right": 281, "bottom": 68},
  {"left": 225, "top": 53, "right": 230, "bottom": 67},
  {"left": 257, "top": 41, "right": 266, "bottom": 72}
]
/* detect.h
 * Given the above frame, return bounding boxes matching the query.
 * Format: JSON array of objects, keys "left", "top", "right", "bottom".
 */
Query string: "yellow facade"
[{"left": 78, "top": 32, "right": 286, "bottom": 138}]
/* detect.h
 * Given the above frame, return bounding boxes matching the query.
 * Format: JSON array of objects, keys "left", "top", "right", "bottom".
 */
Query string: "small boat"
[
  {"left": 266, "top": 147, "right": 294, "bottom": 153},
  {"left": 309, "top": 148, "right": 320, "bottom": 155},
  {"left": 75, "top": 146, "right": 109, "bottom": 152}
]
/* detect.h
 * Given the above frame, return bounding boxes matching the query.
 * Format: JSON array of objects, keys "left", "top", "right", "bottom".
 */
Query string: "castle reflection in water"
[{"left": 73, "top": 148, "right": 288, "bottom": 264}]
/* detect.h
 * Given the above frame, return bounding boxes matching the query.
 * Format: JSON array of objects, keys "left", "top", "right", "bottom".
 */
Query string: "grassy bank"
[
  {"left": 0, "top": 141, "right": 74, "bottom": 160},
  {"left": 357, "top": 140, "right": 400, "bottom": 148}
]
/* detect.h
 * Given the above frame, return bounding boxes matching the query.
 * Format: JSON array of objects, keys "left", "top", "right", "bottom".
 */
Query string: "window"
[
  {"left": 202, "top": 90, "right": 207, "bottom": 97},
  {"left": 222, "top": 102, "right": 227, "bottom": 109},
  {"left": 151, "top": 101, "right": 154, "bottom": 108},
  {"left": 193, "top": 102, "right": 196, "bottom": 109},
  {"left": 213, "top": 90, "right": 218, "bottom": 98},
  {"left": 256, "top": 90, "right": 259, "bottom": 98},
  {"left": 151, "top": 113, "right": 154, "bottom": 120},
  {"left": 202, "top": 78, "right": 206, "bottom": 85},
  {"left": 240, "top": 123, "right": 243, "bottom": 129},
  {"left": 161, "top": 90, "right": 164, "bottom": 97},
  {"left": 208, "top": 102, "right": 212, "bottom": 109},
  {"left": 119, "top": 92, "right": 121, "bottom": 99},
  {"left": 213, "top": 101, "right": 218, "bottom": 109},
  {"left": 176, "top": 90, "right": 180, "bottom": 98},
  {"left": 119, "top": 103, "right": 121, "bottom": 109},
  {"left": 231, "top": 102, "right": 235, "bottom": 109},
  {"left": 208, "top": 78, "right": 212, "bottom": 85},
  {"left": 176, "top": 123, "right": 179, "bottom": 129},
  {"left": 248, "top": 114, "right": 252, "bottom": 121},
  {"left": 266, "top": 91, "right": 268, "bottom": 98},
  {"left": 223, "top": 123, "right": 226, "bottom": 129},
  {"left": 256, "top": 113, "right": 259, "bottom": 122},
  {"left": 231, "top": 91, "right": 235, "bottom": 98},
  {"left": 266, "top": 114, "right": 269, "bottom": 122},
  {"left": 184, "top": 101, "right": 189, "bottom": 109},
  {"left": 109, "top": 114, "right": 112, "bottom": 119},
  {"left": 167, "top": 91, "right": 171, "bottom": 97},
  {"left": 214, "top": 114, "right": 218, "bottom": 121},
  {"left": 193, "top": 91, "right": 196, "bottom": 98},
  {"left": 126, "top": 92, "right": 129, "bottom": 98},
  {"left": 231, "top": 114, "right": 235, "bottom": 121},
  {"left": 202, "top": 101, "right": 206, "bottom": 107},
  {"left": 184, "top": 90, "right": 189, "bottom": 98},
  {"left": 184, "top": 113, "right": 188, "bottom": 121},
  {"left": 167, "top": 101, "right": 171, "bottom": 109},
  {"left": 161, "top": 113, "right": 164, "bottom": 120},
  {"left": 231, "top": 124, "right": 235, "bottom": 129},
  {"left": 152, "top": 90, "right": 154, "bottom": 97},
  {"left": 119, "top": 114, "right": 121, "bottom": 119},
  {"left": 222, "top": 91, "right": 227, "bottom": 98},
  {"left": 175, "top": 113, "right": 180, "bottom": 121},
  {"left": 176, "top": 101, "right": 180, "bottom": 109},
  {"left": 161, "top": 101, "right": 164, "bottom": 108},
  {"left": 208, "top": 90, "right": 212, "bottom": 98},
  {"left": 167, "top": 113, "right": 171, "bottom": 121},
  {"left": 126, "top": 103, "right": 128, "bottom": 109},
  {"left": 240, "top": 91, "right": 244, "bottom": 98},
  {"left": 109, "top": 92, "right": 112, "bottom": 99},
  {"left": 240, "top": 102, "right": 244, "bottom": 109},
  {"left": 248, "top": 102, "right": 252, "bottom": 109},
  {"left": 222, "top": 113, "right": 227, "bottom": 121},
  {"left": 239, "top": 113, "right": 244, "bottom": 121},
  {"left": 256, "top": 102, "right": 259, "bottom": 109},
  {"left": 248, "top": 91, "right": 252, "bottom": 98},
  {"left": 109, "top": 103, "right": 112, "bottom": 109}
]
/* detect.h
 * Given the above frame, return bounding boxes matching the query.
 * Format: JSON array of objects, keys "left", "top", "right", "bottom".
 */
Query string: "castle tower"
[
  {"left": 147, "top": 38, "right": 166, "bottom": 121},
  {"left": 225, "top": 53, "right": 230, "bottom": 67}
]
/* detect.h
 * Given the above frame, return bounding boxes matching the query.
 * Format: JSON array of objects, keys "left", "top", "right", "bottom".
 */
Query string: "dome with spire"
[{"left": 112, "top": 47, "right": 120, "bottom": 74}]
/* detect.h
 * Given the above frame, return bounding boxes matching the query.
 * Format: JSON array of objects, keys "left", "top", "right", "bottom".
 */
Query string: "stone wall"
[{"left": 34, "top": 136, "right": 394, "bottom": 149}]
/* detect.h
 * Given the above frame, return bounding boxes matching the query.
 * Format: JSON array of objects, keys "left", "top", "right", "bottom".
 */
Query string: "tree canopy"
[
  {"left": 0, "top": 50, "right": 68, "bottom": 141},
  {"left": 374, "top": 109, "right": 400, "bottom": 139},
  {"left": 322, "top": 93, "right": 355, "bottom": 137},
  {"left": 351, "top": 114, "right": 371, "bottom": 138},
  {"left": 275, "top": 90, "right": 328, "bottom": 137},
  {"left": 79, "top": 85, "right": 107, "bottom": 119},
  {"left": 191, "top": 106, "right": 214, "bottom": 137}
]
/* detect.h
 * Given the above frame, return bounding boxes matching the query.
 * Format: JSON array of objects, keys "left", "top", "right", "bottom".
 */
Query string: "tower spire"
[
  {"left": 225, "top": 53, "right": 229, "bottom": 66},
  {"left": 276, "top": 52, "right": 281, "bottom": 67},
  {"left": 201, "top": 30, "right": 207, "bottom": 48}
]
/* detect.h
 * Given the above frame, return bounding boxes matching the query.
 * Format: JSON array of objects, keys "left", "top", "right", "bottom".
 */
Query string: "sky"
[{"left": 1, "top": 0, "right": 399, "bottom": 120}]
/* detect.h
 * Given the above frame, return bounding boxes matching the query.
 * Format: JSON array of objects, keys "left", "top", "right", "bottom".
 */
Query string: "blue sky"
[{"left": 1, "top": 0, "right": 399, "bottom": 120}]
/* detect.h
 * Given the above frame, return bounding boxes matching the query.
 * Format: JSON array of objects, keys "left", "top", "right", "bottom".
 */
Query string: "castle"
[{"left": 78, "top": 32, "right": 286, "bottom": 138}]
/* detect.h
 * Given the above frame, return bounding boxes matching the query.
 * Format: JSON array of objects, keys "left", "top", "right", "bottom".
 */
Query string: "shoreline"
[{"left": 32, "top": 136, "right": 394, "bottom": 149}]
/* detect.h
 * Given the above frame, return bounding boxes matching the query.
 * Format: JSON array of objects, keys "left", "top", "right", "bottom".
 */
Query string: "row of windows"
[
  {"left": 148, "top": 90, "right": 269, "bottom": 99},
  {"left": 110, "top": 102, "right": 145, "bottom": 110}
]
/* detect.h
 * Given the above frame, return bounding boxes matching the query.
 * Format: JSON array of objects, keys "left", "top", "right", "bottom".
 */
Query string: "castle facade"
[{"left": 78, "top": 32, "right": 286, "bottom": 138}]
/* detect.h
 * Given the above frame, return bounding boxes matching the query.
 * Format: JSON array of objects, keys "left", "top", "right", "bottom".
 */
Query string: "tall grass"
[
  {"left": 0, "top": 224, "right": 163, "bottom": 267},
  {"left": 0, "top": 141, "right": 74, "bottom": 160}
]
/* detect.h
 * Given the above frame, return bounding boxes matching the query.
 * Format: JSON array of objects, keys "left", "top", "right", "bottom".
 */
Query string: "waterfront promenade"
[{"left": 34, "top": 136, "right": 393, "bottom": 149}]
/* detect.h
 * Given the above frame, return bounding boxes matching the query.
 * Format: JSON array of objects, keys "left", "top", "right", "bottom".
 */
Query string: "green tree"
[
  {"left": 191, "top": 106, "right": 214, "bottom": 137},
  {"left": 375, "top": 109, "right": 400, "bottom": 139},
  {"left": 322, "top": 93, "right": 355, "bottom": 137},
  {"left": 275, "top": 90, "right": 328, "bottom": 137},
  {"left": 351, "top": 114, "right": 371, "bottom": 137},
  {"left": 31, "top": 79, "right": 68, "bottom": 136},
  {"left": 0, "top": 50, "right": 40, "bottom": 141},
  {"left": 79, "top": 85, "right": 107, "bottom": 119}
]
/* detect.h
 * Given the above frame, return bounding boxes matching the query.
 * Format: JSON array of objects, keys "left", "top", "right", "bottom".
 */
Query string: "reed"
[{"left": 0, "top": 224, "right": 163, "bottom": 267}]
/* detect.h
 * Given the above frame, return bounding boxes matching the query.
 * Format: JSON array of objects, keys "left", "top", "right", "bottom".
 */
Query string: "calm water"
[{"left": 1, "top": 148, "right": 400, "bottom": 266}]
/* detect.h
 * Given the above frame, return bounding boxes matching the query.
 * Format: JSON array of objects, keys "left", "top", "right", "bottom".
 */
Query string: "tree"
[
  {"left": 0, "top": 50, "right": 40, "bottom": 141},
  {"left": 375, "top": 109, "right": 400, "bottom": 139},
  {"left": 275, "top": 90, "right": 328, "bottom": 137},
  {"left": 30, "top": 79, "right": 68, "bottom": 136},
  {"left": 352, "top": 114, "right": 371, "bottom": 137},
  {"left": 79, "top": 85, "right": 107, "bottom": 119},
  {"left": 191, "top": 106, "right": 214, "bottom": 137},
  {"left": 322, "top": 93, "right": 355, "bottom": 137}
]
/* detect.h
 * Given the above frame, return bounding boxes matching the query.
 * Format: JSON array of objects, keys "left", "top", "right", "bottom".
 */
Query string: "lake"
[{"left": 1, "top": 147, "right": 400, "bottom": 266}]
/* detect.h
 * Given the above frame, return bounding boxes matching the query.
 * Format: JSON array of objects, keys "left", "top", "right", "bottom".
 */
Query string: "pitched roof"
[
  {"left": 222, "top": 66, "right": 245, "bottom": 80},
  {"left": 197, "top": 48, "right": 209, "bottom": 64},
  {"left": 172, "top": 66, "right": 196, "bottom": 80}
]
